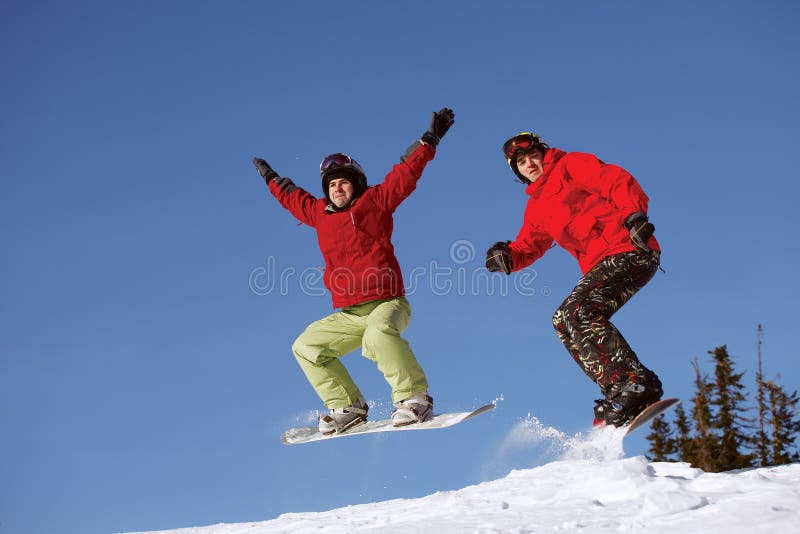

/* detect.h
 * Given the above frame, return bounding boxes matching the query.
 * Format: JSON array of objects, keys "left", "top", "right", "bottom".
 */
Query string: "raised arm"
[
  {"left": 253, "top": 157, "right": 319, "bottom": 228},
  {"left": 374, "top": 108, "right": 455, "bottom": 211}
]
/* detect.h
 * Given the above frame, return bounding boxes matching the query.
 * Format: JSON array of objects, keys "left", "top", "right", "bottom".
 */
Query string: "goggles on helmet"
[
  {"left": 502, "top": 132, "right": 543, "bottom": 160},
  {"left": 502, "top": 132, "right": 549, "bottom": 184},
  {"left": 320, "top": 153, "right": 354, "bottom": 174}
]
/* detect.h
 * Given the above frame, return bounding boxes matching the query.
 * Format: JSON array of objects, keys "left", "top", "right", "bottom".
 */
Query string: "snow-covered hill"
[{"left": 127, "top": 423, "right": 800, "bottom": 534}]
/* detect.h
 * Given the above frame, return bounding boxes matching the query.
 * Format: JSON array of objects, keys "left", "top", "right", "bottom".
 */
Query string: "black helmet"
[
  {"left": 502, "top": 132, "right": 549, "bottom": 183},
  {"left": 319, "top": 153, "right": 368, "bottom": 204}
]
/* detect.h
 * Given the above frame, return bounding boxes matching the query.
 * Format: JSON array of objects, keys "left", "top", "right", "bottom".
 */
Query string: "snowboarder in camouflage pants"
[{"left": 486, "top": 132, "right": 663, "bottom": 427}]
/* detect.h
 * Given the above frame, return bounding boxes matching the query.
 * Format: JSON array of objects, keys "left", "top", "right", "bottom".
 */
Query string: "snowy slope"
[{"left": 127, "top": 422, "right": 800, "bottom": 534}]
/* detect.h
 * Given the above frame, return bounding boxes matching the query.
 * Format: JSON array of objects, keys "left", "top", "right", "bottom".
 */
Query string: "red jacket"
[
  {"left": 268, "top": 142, "right": 435, "bottom": 308},
  {"left": 509, "top": 148, "right": 660, "bottom": 274}
]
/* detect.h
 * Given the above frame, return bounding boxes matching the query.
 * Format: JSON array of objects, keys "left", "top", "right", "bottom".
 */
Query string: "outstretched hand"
[
  {"left": 253, "top": 157, "right": 278, "bottom": 182},
  {"left": 430, "top": 108, "right": 455, "bottom": 139},
  {"left": 421, "top": 107, "right": 455, "bottom": 147}
]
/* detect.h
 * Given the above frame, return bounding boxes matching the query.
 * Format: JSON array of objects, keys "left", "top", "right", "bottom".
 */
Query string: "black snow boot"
[{"left": 593, "top": 377, "right": 663, "bottom": 427}]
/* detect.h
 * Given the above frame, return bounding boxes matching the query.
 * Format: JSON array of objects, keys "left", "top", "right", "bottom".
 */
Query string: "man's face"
[
  {"left": 515, "top": 148, "right": 545, "bottom": 183},
  {"left": 328, "top": 177, "right": 354, "bottom": 208}
]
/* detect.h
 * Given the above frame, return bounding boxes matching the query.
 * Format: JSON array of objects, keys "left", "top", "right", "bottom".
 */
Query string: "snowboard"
[
  {"left": 625, "top": 397, "right": 680, "bottom": 435},
  {"left": 281, "top": 403, "right": 495, "bottom": 445}
]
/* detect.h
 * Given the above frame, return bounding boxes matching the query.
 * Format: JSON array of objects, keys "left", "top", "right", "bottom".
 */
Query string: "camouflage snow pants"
[{"left": 552, "top": 250, "right": 660, "bottom": 395}]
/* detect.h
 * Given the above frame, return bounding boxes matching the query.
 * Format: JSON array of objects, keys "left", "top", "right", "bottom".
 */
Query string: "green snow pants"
[{"left": 291, "top": 296, "right": 428, "bottom": 409}]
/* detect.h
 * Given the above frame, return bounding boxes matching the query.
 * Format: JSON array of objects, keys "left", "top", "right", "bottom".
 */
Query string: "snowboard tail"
[
  {"left": 281, "top": 403, "right": 494, "bottom": 445},
  {"left": 625, "top": 397, "right": 680, "bottom": 435}
]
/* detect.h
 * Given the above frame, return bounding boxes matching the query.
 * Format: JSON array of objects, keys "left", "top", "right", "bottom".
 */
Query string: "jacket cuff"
[
  {"left": 401, "top": 139, "right": 436, "bottom": 164},
  {"left": 269, "top": 176, "right": 299, "bottom": 194},
  {"left": 624, "top": 211, "right": 648, "bottom": 230}
]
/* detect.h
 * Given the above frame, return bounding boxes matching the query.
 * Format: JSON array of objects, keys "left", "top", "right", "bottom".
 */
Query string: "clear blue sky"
[{"left": 2, "top": 1, "right": 799, "bottom": 533}]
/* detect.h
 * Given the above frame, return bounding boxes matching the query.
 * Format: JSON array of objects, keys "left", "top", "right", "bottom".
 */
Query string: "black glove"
[
  {"left": 421, "top": 107, "right": 455, "bottom": 147},
  {"left": 624, "top": 212, "right": 655, "bottom": 252},
  {"left": 486, "top": 241, "right": 512, "bottom": 274},
  {"left": 253, "top": 157, "right": 278, "bottom": 182}
]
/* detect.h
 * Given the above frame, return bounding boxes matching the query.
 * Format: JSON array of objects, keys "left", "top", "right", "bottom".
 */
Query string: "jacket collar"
[
  {"left": 524, "top": 147, "right": 566, "bottom": 196},
  {"left": 325, "top": 196, "right": 360, "bottom": 213}
]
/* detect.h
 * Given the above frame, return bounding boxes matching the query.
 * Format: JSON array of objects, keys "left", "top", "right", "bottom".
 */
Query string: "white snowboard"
[{"left": 281, "top": 403, "right": 495, "bottom": 445}]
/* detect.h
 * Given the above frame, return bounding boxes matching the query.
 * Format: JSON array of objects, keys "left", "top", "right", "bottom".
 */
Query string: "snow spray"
[{"left": 483, "top": 414, "right": 627, "bottom": 479}]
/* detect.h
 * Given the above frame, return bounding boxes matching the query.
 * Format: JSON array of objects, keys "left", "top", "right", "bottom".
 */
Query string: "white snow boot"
[
  {"left": 318, "top": 397, "right": 368, "bottom": 435},
  {"left": 391, "top": 393, "right": 433, "bottom": 427}
]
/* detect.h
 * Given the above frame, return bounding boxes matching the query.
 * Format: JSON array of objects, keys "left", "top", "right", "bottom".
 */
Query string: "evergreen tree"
[
  {"left": 753, "top": 325, "right": 800, "bottom": 466},
  {"left": 709, "top": 345, "right": 755, "bottom": 470},
  {"left": 643, "top": 328, "right": 800, "bottom": 469},
  {"left": 766, "top": 380, "right": 800, "bottom": 465},
  {"left": 754, "top": 325, "right": 770, "bottom": 466},
  {"left": 672, "top": 402, "right": 695, "bottom": 463},
  {"left": 646, "top": 414, "right": 675, "bottom": 461},
  {"left": 690, "top": 358, "right": 718, "bottom": 471}
]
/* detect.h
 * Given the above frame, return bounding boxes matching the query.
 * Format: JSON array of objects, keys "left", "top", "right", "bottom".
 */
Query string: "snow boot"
[
  {"left": 593, "top": 377, "right": 663, "bottom": 427},
  {"left": 318, "top": 397, "right": 368, "bottom": 435},
  {"left": 391, "top": 393, "right": 433, "bottom": 427}
]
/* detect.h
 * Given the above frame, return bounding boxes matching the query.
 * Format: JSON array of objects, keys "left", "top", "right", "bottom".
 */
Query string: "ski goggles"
[
  {"left": 320, "top": 153, "right": 353, "bottom": 173},
  {"left": 502, "top": 133, "right": 543, "bottom": 159}
]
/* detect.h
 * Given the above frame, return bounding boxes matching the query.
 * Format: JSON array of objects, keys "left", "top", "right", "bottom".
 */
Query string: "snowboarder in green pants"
[{"left": 253, "top": 108, "right": 455, "bottom": 434}]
